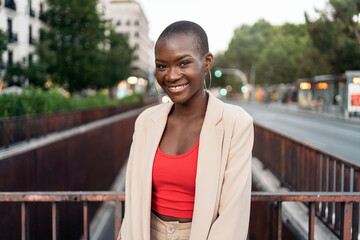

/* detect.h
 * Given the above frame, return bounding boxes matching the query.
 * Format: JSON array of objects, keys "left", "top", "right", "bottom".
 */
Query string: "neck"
[{"left": 171, "top": 91, "right": 208, "bottom": 120}]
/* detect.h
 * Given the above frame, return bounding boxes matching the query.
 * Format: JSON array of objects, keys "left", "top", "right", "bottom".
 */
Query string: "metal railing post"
[
  {"left": 21, "top": 202, "right": 29, "bottom": 240},
  {"left": 115, "top": 200, "right": 123, "bottom": 240},
  {"left": 83, "top": 202, "right": 90, "bottom": 240},
  {"left": 52, "top": 202, "right": 59, "bottom": 240},
  {"left": 341, "top": 202, "right": 353, "bottom": 240},
  {"left": 276, "top": 201, "right": 282, "bottom": 240},
  {"left": 308, "top": 202, "right": 315, "bottom": 240}
]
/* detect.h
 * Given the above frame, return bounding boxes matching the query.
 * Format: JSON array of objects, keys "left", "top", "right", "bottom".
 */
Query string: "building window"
[
  {"left": 134, "top": 43, "right": 139, "bottom": 50},
  {"left": 5, "top": 0, "right": 16, "bottom": 11},
  {"left": 39, "top": 2, "right": 45, "bottom": 21},
  {"left": 29, "top": 25, "right": 34, "bottom": 44},
  {"left": 126, "top": 20, "right": 131, "bottom": 26},
  {"left": 133, "top": 55, "right": 139, "bottom": 61},
  {"left": 7, "top": 18, "right": 12, "bottom": 36},
  {"left": 7, "top": 18, "right": 17, "bottom": 42},
  {"left": 117, "top": 20, "right": 121, "bottom": 26},
  {"left": 8, "top": 50, "right": 13, "bottom": 65},
  {"left": 29, "top": 0, "right": 35, "bottom": 17},
  {"left": 134, "top": 31, "right": 139, "bottom": 38},
  {"left": 134, "top": 20, "right": 139, "bottom": 26}
]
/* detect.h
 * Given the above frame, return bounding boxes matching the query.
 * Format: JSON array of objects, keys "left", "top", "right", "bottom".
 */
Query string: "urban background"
[{"left": 0, "top": 0, "right": 360, "bottom": 239}]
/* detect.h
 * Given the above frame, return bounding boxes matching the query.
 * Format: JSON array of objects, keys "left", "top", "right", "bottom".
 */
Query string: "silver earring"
[{"left": 204, "top": 70, "right": 212, "bottom": 90}]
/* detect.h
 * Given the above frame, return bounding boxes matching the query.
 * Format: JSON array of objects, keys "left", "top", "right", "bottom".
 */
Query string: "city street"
[{"left": 232, "top": 101, "right": 360, "bottom": 165}]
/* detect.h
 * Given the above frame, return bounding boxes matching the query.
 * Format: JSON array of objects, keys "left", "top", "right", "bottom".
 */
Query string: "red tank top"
[{"left": 151, "top": 140, "right": 199, "bottom": 219}]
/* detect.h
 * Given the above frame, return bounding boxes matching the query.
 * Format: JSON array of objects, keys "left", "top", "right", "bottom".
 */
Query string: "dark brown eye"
[
  {"left": 156, "top": 64, "right": 166, "bottom": 70},
  {"left": 180, "top": 61, "right": 190, "bottom": 67}
]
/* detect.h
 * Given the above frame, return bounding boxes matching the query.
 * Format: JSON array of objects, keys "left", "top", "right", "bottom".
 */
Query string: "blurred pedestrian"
[{"left": 118, "top": 20, "right": 253, "bottom": 240}]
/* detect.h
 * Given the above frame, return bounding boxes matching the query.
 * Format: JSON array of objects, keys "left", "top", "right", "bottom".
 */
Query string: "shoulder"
[
  {"left": 208, "top": 92, "right": 252, "bottom": 126},
  {"left": 208, "top": 92, "right": 253, "bottom": 123},
  {"left": 134, "top": 102, "right": 172, "bottom": 126},
  {"left": 222, "top": 102, "right": 253, "bottom": 125}
]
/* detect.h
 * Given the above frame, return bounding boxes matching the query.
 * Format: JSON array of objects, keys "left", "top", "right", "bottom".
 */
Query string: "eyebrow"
[{"left": 155, "top": 54, "right": 192, "bottom": 63}]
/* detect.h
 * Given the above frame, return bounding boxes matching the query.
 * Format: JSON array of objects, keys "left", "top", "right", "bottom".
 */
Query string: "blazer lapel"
[
  {"left": 191, "top": 92, "right": 224, "bottom": 239},
  {"left": 141, "top": 103, "right": 173, "bottom": 239}
]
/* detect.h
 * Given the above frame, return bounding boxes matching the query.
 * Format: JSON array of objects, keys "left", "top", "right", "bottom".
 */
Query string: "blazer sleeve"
[{"left": 207, "top": 114, "right": 254, "bottom": 240}]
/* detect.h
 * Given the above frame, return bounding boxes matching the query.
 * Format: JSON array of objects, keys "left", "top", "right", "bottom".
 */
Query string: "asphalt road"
[{"left": 231, "top": 101, "right": 360, "bottom": 165}]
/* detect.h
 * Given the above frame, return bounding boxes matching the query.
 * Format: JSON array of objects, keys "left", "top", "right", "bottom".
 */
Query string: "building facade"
[
  {"left": 0, "top": 0, "right": 154, "bottom": 90},
  {"left": 98, "top": 0, "right": 154, "bottom": 82},
  {"left": 0, "top": 0, "right": 45, "bottom": 69}
]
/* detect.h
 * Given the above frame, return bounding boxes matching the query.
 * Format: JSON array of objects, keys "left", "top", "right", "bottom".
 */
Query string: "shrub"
[{"left": 0, "top": 88, "right": 143, "bottom": 118}]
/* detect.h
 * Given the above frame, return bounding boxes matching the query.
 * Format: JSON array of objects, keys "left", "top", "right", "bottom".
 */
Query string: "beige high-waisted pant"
[{"left": 151, "top": 212, "right": 192, "bottom": 240}]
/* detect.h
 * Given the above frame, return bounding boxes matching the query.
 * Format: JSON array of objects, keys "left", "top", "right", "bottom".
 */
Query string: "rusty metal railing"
[
  {"left": 252, "top": 192, "right": 360, "bottom": 240},
  {"left": 1, "top": 191, "right": 360, "bottom": 240},
  {"left": 0, "top": 102, "right": 144, "bottom": 149},
  {"left": 253, "top": 123, "right": 360, "bottom": 238},
  {"left": 0, "top": 192, "right": 125, "bottom": 240}
]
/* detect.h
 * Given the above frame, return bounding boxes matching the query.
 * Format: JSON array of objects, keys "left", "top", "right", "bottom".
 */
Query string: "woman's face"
[{"left": 155, "top": 34, "right": 213, "bottom": 105}]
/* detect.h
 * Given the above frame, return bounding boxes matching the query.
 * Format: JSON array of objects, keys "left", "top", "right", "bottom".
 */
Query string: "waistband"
[{"left": 151, "top": 211, "right": 192, "bottom": 231}]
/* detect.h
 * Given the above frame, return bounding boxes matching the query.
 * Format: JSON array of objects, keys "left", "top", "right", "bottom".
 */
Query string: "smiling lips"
[{"left": 166, "top": 83, "right": 189, "bottom": 93}]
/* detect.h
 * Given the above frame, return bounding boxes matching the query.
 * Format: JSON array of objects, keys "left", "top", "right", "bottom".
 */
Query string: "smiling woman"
[
  {"left": 118, "top": 21, "right": 254, "bottom": 240},
  {"left": 154, "top": 33, "right": 212, "bottom": 106}
]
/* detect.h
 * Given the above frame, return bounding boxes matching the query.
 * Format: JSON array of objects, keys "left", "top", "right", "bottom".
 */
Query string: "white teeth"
[{"left": 169, "top": 84, "right": 186, "bottom": 89}]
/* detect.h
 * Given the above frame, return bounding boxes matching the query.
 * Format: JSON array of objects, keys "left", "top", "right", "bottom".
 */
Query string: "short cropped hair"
[{"left": 156, "top": 21, "right": 209, "bottom": 57}]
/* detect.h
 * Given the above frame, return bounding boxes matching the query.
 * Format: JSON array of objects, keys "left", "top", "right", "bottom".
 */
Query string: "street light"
[
  {"left": 215, "top": 68, "right": 248, "bottom": 87},
  {"left": 214, "top": 70, "right": 222, "bottom": 78},
  {"left": 241, "top": 85, "right": 248, "bottom": 93}
]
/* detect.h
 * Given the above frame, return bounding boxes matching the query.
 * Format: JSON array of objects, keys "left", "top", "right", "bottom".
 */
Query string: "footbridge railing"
[{"left": 1, "top": 191, "right": 359, "bottom": 240}]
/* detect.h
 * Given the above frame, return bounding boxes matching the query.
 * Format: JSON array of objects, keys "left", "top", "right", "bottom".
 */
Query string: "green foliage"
[
  {"left": 305, "top": 12, "right": 337, "bottom": 53},
  {"left": 225, "top": 19, "right": 275, "bottom": 74},
  {"left": 218, "top": 20, "right": 315, "bottom": 87},
  {"left": 0, "top": 88, "right": 71, "bottom": 117},
  {"left": 42, "top": 0, "right": 106, "bottom": 92},
  {"left": 26, "top": 35, "right": 57, "bottom": 87},
  {"left": 6, "top": 0, "right": 133, "bottom": 92},
  {"left": 215, "top": 12, "right": 360, "bottom": 89},
  {"left": 256, "top": 34, "right": 302, "bottom": 85},
  {"left": 118, "top": 92, "right": 143, "bottom": 104},
  {"left": 0, "top": 88, "right": 143, "bottom": 118},
  {"left": 97, "top": 30, "right": 133, "bottom": 89},
  {"left": 329, "top": 0, "right": 360, "bottom": 47},
  {"left": 306, "top": 6, "right": 360, "bottom": 74},
  {"left": 329, "top": 0, "right": 360, "bottom": 24},
  {"left": 4, "top": 62, "right": 27, "bottom": 86},
  {"left": 0, "top": 30, "right": 7, "bottom": 66}
]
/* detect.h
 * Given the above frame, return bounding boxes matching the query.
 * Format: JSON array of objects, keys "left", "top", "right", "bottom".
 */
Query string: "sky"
[{"left": 137, "top": 0, "right": 330, "bottom": 54}]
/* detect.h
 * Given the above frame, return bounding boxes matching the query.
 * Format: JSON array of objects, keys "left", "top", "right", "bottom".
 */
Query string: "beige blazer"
[{"left": 119, "top": 92, "right": 253, "bottom": 240}]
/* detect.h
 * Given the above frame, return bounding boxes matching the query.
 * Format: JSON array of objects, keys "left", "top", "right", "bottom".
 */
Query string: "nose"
[{"left": 166, "top": 67, "right": 181, "bottom": 82}]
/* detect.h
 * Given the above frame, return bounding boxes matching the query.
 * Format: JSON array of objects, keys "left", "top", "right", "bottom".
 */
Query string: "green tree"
[
  {"left": 224, "top": 19, "right": 275, "bottom": 78},
  {"left": 329, "top": 0, "right": 360, "bottom": 47},
  {"left": 256, "top": 33, "right": 304, "bottom": 85},
  {"left": 306, "top": 9, "right": 360, "bottom": 73},
  {"left": 26, "top": 32, "right": 57, "bottom": 87},
  {"left": 42, "top": 0, "right": 106, "bottom": 92},
  {"left": 23, "top": 0, "right": 134, "bottom": 93},
  {"left": 97, "top": 30, "right": 133, "bottom": 89},
  {"left": 0, "top": 30, "right": 7, "bottom": 67},
  {"left": 4, "top": 62, "right": 26, "bottom": 86},
  {"left": 278, "top": 23, "right": 330, "bottom": 77}
]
